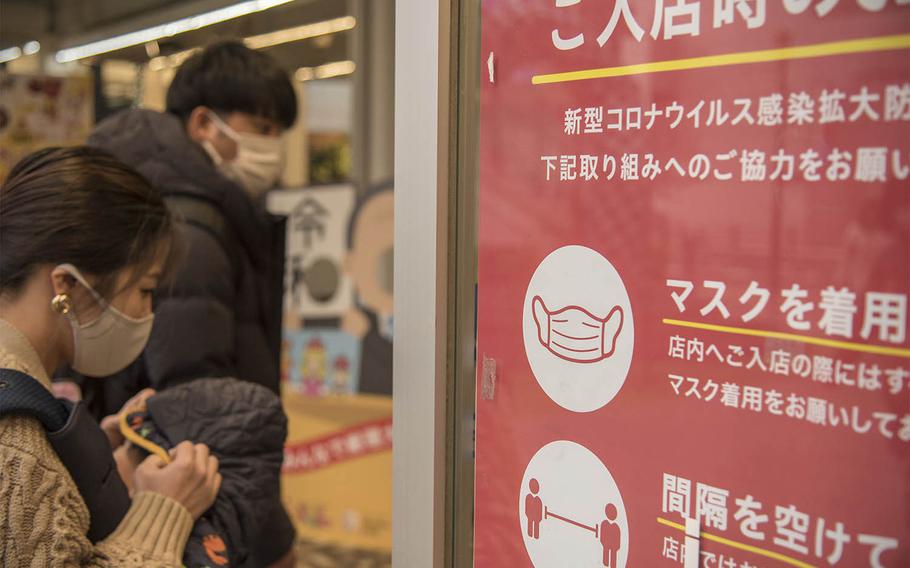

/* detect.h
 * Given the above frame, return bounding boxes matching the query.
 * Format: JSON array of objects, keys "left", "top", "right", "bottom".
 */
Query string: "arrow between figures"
[{"left": 544, "top": 506, "right": 600, "bottom": 537}]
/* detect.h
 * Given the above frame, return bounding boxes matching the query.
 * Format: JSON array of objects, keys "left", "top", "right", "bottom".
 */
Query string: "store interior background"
[{"left": 0, "top": 1, "right": 396, "bottom": 566}]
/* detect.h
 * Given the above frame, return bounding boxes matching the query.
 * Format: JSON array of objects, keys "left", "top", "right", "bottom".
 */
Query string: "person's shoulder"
[
  {"left": 0, "top": 417, "right": 94, "bottom": 563},
  {"left": 89, "top": 108, "right": 170, "bottom": 146},
  {"left": 0, "top": 415, "right": 91, "bottom": 514},
  {"left": 89, "top": 109, "right": 206, "bottom": 185},
  {"left": 0, "top": 415, "right": 69, "bottom": 474}
]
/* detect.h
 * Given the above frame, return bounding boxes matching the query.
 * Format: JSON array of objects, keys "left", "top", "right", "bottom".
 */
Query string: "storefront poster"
[
  {"left": 475, "top": 2, "right": 909, "bottom": 567},
  {"left": 0, "top": 73, "right": 93, "bottom": 181},
  {"left": 281, "top": 390, "right": 392, "bottom": 552},
  {"left": 268, "top": 185, "right": 356, "bottom": 320},
  {"left": 270, "top": 185, "right": 395, "bottom": 396},
  {"left": 283, "top": 329, "right": 362, "bottom": 395},
  {"left": 272, "top": 185, "right": 394, "bottom": 553}
]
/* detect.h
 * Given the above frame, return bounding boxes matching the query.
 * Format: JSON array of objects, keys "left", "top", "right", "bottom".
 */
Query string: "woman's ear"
[
  {"left": 49, "top": 266, "right": 103, "bottom": 321},
  {"left": 49, "top": 266, "right": 76, "bottom": 297}
]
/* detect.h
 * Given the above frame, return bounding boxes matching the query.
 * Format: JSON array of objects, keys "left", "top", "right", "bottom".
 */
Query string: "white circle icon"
[
  {"left": 519, "top": 441, "right": 629, "bottom": 567},
  {"left": 522, "top": 245, "right": 634, "bottom": 412}
]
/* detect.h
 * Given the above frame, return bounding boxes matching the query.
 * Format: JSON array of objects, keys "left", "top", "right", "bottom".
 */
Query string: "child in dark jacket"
[{"left": 113, "top": 378, "right": 288, "bottom": 568}]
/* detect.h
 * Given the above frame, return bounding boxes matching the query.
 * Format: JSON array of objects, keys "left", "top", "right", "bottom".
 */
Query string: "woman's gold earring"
[{"left": 51, "top": 294, "right": 72, "bottom": 315}]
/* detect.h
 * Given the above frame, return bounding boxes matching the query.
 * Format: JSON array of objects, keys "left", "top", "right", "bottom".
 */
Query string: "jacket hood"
[{"left": 88, "top": 109, "right": 271, "bottom": 263}]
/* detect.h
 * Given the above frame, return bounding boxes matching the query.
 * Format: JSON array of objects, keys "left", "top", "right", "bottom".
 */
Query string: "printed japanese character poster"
[
  {"left": 268, "top": 185, "right": 357, "bottom": 320},
  {"left": 475, "top": 2, "right": 909, "bottom": 567}
]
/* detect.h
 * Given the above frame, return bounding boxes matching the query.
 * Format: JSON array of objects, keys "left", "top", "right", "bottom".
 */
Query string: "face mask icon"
[{"left": 532, "top": 296, "right": 624, "bottom": 364}]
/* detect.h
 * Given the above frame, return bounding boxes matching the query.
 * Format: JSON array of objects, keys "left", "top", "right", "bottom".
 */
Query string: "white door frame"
[{"left": 393, "top": 0, "right": 452, "bottom": 566}]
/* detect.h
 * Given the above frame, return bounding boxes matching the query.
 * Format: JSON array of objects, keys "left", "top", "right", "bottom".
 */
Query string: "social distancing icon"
[
  {"left": 523, "top": 246, "right": 635, "bottom": 413},
  {"left": 519, "top": 441, "right": 629, "bottom": 567}
]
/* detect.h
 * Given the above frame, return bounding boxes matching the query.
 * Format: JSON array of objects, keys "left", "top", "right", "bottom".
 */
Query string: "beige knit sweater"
[{"left": 0, "top": 319, "right": 194, "bottom": 567}]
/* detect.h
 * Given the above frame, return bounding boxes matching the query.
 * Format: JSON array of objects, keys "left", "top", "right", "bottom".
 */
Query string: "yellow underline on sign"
[
  {"left": 532, "top": 34, "right": 910, "bottom": 85},
  {"left": 657, "top": 517, "right": 816, "bottom": 568},
  {"left": 662, "top": 319, "right": 910, "bottom": 358}
]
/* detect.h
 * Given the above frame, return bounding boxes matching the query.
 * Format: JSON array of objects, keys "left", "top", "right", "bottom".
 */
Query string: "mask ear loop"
[
  {"left": 209, "top": 109, "right": 286, "bottom": 145},
  {"left": 55, "top": 264, "right": 110, "bottom": 311},
  {"left": 58, "top": 263, "right": 156, "bottom": 325},
  {"left": 207, "top": 111, "right": 240, "bottom": 142}
]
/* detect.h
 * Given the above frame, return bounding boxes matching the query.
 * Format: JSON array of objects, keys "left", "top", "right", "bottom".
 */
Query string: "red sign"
[
  {"left": 475, "top": 2, "right": 910, "bottom": 567},
  {"left": 282, "top": 417, "right": 393, "bottom": 474}
]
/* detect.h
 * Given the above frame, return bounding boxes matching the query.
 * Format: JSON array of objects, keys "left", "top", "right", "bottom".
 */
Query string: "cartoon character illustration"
[
  {"left": 340, "top": 184, "right": 394, "bottom": 395},
  {"left": 296, "top": 503, "right": 331, "bottom": 528},
  {"left": 301, "top": 338, "right": 327, "bottom": 396},
  {"left": 331, "top": 356, "right": 351, "bottom": 394}
]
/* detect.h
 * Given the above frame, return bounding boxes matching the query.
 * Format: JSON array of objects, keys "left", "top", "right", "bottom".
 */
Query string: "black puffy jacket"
[
  {"left": 129, "top": 378, "right": 288, "bottom": 567},
  {"left": 87, "top": 108, "right": 284, "bottom": 396}
]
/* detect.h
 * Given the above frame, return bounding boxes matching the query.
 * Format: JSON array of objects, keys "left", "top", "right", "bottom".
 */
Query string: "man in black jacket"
[{"left": 86, "top": 41, "right": 297, "bottom": 567}]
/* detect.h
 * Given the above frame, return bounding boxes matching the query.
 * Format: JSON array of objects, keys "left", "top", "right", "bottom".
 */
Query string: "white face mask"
[
  {"left": 57, "top": 264, "right": 155, "bottom": 377},
  {"left": 202, "top": 111, "right": 283, "bottom": 199}
]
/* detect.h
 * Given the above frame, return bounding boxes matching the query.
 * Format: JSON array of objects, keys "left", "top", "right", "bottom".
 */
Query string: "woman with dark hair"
[{"left": 0, "top": 147, "right": 221, "bottom": 566}]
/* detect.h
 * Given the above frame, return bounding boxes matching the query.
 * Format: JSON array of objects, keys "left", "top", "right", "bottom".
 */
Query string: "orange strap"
[{"left": 118, "top": 405, "right": 171, "bottom": 465}]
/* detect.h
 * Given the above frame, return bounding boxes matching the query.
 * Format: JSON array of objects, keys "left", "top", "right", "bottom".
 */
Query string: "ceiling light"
[
  {"left": 295, "top": 60, "right": 355, "bottom": 82},
  {"left": 23, "top": 41, "right": 41, "bottom": 56},
  {"left": 55, "top": 0, "right": 294, "bottom": 63},
  {"left": 243, "top": 16, "right": 355, "bottom": 50},
  {"left": 315, "top": 60, "right": 355, "bottom": 79},
  {"left": 143, "top": 16, "right": 354, "bottom": 72},
  {"left": 0, "top": 47, "right": 23, "bottom": 64},
  {"left": 294, "top": 67, "right": 314, "bottom": 81},
  {"left": 0, "top": 41, "right": 41, "bottom": 64}
]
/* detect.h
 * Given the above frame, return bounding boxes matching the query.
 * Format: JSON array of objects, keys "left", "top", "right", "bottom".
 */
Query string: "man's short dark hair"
[{"left": 166, "top": 41, "right": 297, "bottom": 129}]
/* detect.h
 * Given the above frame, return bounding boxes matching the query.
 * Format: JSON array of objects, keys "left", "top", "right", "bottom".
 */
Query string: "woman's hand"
[
  {"left": 100, "top": 388, "right": 156, "bottom": 448},
  {"left": 133, "top": 441, "right": 222, "bottom": 519}
]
